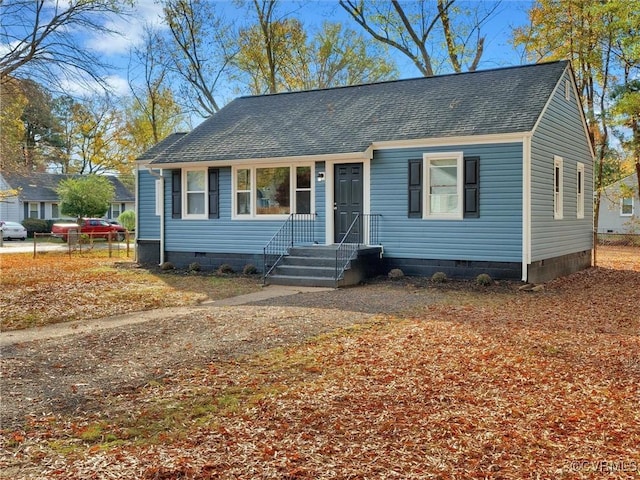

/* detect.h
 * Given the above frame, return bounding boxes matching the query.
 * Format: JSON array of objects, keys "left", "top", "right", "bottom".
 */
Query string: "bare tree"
[
  {"left": 0, "top": 0, "right": 131, "bottom": 91},
  {"left": 127, "top": 26, "right": 184, "bottom": 147},
  {"left": 339, "top": 0, "right": 499, "bottom": 76},
  {"left": 162, "top": 0, "right": 236, "bottom": 117},
  {"left": 252, "top": 0, "right": 279, "bottom": 94}
]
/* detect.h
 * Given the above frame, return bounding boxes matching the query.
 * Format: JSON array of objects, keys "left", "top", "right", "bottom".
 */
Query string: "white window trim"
[
  {"left": 554, "top": 156, "right": 563, "bottom": 220},
  {"left": 28, "top": 202, "right": 39, "bottom": 219},
  {"left": 620, "top": 197, "right": 634, "bottom": 217},
  {"left": 182, "top": 168, "right": 208, "bottom": 219},
  {"left": 423, "top": 151, "right": 464, "bottom": 220},
  {"left": 576, "top": 162, "right": 584, "bottom": 219},
  {"left": 232, "top": 163, "right": 315, "bottom": 220},
  {"left": 565, "top": 79, "right": 571, "bottom": 101},
  {"left": 111, "top": 202, "right": 122, "bottom": 218}
]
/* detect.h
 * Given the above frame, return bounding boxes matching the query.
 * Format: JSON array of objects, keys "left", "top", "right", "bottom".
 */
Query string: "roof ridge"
[{"left": 236, "top": 60, "right": 569, "bottom": 100}]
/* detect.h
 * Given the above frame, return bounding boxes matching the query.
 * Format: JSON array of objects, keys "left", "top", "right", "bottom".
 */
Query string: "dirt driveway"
[{"left": 0, "top": 280, "right": 471, "bottom": 430}]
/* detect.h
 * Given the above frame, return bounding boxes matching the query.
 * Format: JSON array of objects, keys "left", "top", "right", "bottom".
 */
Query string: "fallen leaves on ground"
[
  {"left": 0, "top": 253, "right": 260, "bottom": 331},
  {"left": 1, "top": 247, "right": 639, "bottom": 479}
]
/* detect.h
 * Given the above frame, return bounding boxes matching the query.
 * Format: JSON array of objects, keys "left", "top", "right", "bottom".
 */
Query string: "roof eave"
[{"left": 149, "top": 150, "right": 372, "bottom": 169}]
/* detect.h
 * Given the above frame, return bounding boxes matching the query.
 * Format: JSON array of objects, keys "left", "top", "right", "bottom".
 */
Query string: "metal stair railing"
[
  {"left": 335, "top": 213, "right": 380, "bottom": 285},
  {"left": 263, "top": 213, "right": 317, "bottom": 283}
]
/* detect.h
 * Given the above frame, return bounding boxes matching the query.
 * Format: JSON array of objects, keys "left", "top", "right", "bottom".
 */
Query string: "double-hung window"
[
  {"left": 295, "top": 166, "right": 312, "bottom": 214},
  {"left": 424, "top": 152, "right": 464, "bottom": 219},
  {"left": 184, "top": 169, "right": 206, "bottom": 217},
  {"left": 621, "top": 197, "right": 634, "bottom": 216},
  {"left": 233, "top": 164, "right": 313, "bottom": 218},
  {"left": 576, "top": 162, "right": 584, "bottom": 219},
  {"left": 171, "top": 168, "right": 218, "bottom": 219},
  {"left": 111, "top": 203, "right": 121, "bottom": 219},
  {"left": 554, "top": 156, "right": 563, "bottom": 219},
  {"left": 29, "top": 202, "right": 39, "bottom": 219},
  {"left": 236, "top": 168, "right": 252, "bottom": 215}
]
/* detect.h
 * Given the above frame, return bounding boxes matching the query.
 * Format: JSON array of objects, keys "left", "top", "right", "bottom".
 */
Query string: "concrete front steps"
[{"left": 265, "top": 245, "right": 383, "bottom": 287}]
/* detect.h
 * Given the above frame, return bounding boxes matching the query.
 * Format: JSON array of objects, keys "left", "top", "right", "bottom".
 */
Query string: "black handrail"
[
  {"left": 335, "top": 213, "right": 381, "bottom": 285},
  {"left": 263, "top": 213, "right": 317, "bottom": 283}
]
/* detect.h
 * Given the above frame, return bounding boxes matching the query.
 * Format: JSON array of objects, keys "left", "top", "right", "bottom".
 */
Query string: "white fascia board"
[
  {"left": 370, "top": 132, "right": 528, "bottom": 151},
  {"left": 149, "top": 151, "right": 370, "bottom": 170}
]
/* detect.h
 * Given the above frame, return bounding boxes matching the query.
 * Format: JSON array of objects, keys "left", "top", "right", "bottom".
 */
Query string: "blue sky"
[
  {"left": 78, "top": 0, "right": 533, "bottom": 97},
  {"left": 0, "top": 0, "right": 533, "bottom": 100}
]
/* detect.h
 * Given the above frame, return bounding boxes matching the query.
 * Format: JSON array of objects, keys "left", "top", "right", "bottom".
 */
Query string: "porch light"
[{"left": 317, "top": 172, "right": 325, "bottom": 182}]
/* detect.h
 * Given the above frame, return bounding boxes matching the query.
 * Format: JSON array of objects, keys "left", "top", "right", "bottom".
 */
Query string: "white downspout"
[
  {"left": 144, "top": 165, "right": 165, "bottom": 265},
  {"left": 522, "top": 135, "right": 532, "bottom": 282}
]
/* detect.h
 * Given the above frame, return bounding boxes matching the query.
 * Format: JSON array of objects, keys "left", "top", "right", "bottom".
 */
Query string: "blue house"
[{"left": 136, "top": 61, "right": 594, "bottom": 285}]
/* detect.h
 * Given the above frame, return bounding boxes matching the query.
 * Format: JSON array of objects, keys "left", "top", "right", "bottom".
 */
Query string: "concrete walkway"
[{"left": 0, "top": 285, "right": 333, "bottom": 348}]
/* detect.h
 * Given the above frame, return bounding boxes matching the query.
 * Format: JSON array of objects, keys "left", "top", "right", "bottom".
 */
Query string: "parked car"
[
  {"left": 1, "top": 221, "right": 28, "bottom": 241},
  {"left": 51, "top": 218, "right": 127, "bottom": 242}
]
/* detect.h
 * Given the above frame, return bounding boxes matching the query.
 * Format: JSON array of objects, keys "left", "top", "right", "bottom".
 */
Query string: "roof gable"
[
  {"left": 151, "top": 61, "right": 570, "bottom": 165},
  {"left": 1, "top": 172, "right": 134, "bottom": 202}
]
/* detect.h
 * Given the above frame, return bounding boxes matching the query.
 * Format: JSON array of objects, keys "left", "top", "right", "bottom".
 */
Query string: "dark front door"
[{"left": 334, "top": 163, "right": 363, "bottom": 243}]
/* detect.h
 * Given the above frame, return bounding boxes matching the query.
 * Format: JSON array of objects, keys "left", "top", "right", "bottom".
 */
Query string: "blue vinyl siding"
[
  {"left": 137, "top": 169, "right": 160, "bottom": 239},
  {"left": 371, "top": 143, "right": 523, "bottom": 262},
  {"left": 163, "top": 164, "right": 326, "bottom": 254},
  {"left": 530, "top": 70, "right": 594, "bottom": 260}
]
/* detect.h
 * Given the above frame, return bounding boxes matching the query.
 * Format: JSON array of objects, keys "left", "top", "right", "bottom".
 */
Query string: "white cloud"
[
  {"left": 85, "top": 0, "right": 166, "bottom": 57},
  {"left": 59, "top": 74, "right": 130, "bottom": 98}
]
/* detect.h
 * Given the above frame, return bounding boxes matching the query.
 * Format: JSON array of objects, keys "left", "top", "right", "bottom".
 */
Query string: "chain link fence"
[
  {"left": 32, "top": 231, "right": 134, "bottom": 258},
  {"left": 596, "top": 233, "right": 640, "bottom": 247}
]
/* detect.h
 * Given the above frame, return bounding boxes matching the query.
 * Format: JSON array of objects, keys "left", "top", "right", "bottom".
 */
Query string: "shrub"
[
  {"left": 217, "top": 263, "right": 235, "bottom": 274},
  {"left": 431, "top": 271, "right": 447, "bottom": 283},
  {"left": 188, "top": 262, "right": 201, "bottom": 272},
  {"left": 21, "top": 218, "right": 50, "bottom": 238},
  {"left": 117, "top": 210, "right": 136, "bottom": 231},
  {"left": 476, "top": 273, "right": 493, "bottom": 286},
  {"left": 388, "top": 268, "right": 404, "bottom": 279},
  {"left": 160, "top": 262, "right": 175, "bottom": 271},
  {"left": 243, "top": 264, "right": 258, "bottom": 275}
]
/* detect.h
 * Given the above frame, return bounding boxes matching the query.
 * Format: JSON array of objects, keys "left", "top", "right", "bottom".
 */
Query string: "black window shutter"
[
  {"left": 464, "top": 156, "right": 480, "bottom": 218},
  {"left": 23, "top": 203, "right": 29, "bottom": 219},
  {"left": 171, "top": 170, "right": 181, "bottom": 219},
  {"left": 208, "top": 168, "right": 219, "bottom": 219},
  {"left": 408, "top": 159, "right": 422, "bottom": 218}
]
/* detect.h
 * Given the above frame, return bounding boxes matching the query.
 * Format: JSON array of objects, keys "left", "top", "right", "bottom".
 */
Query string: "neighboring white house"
[
  {"left": 0, "top": 172, "right": 135, "bottom": 223},
  {"left": 598, "top": 173, "right": 639, "bottom": 235}
]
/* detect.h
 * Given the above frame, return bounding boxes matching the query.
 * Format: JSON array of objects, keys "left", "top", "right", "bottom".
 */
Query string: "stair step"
[
  {"left": 264, "top": 245, "right": 383, "bottom": 288},
  {"left": 288, "top": 246, "right": 340, "bottom": 258},
  {"left": 275, "top": 265, "right": 337, "bottom": 278},
  {"left": 267, "top": 275, "right": 337, "bottom": 288},
  {"left": 281, "top": 256, "right": 337, "bottom": 267}
]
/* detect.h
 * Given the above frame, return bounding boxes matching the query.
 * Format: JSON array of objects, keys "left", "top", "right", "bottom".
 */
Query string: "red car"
[{"left": 51, "top": 218, "right": 127, "bottom": 242}]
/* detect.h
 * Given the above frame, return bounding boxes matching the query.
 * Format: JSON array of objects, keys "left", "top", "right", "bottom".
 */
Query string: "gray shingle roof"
[
  {"left": 150, "top": 61, "right": 569, "bottom": 165},
  {"left": 1, "top": 172, "right": 134, "bottom": 202},
  {"left": 136, "top": 132, "right": 187, "bottom": 162}
]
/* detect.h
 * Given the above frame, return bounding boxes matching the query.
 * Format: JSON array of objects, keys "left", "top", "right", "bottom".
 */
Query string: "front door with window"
[{"left": 334, "top": 163, "right": 363, "bottom": 243}]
